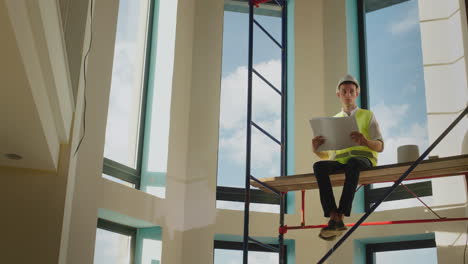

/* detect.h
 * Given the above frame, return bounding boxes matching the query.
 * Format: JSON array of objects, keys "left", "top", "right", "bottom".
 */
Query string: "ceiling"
[{"left": 0, "top": 0, "right": 74, "bottom": 171}]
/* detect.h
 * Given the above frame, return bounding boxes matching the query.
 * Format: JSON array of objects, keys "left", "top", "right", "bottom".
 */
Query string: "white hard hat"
[{"left": 337, "top": 74, "right": 360, "bottom": 91}]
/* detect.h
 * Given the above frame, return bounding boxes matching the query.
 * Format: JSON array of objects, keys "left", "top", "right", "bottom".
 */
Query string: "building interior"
[{"left": 1, "top": 0, "right": 468, "bottom": 263}]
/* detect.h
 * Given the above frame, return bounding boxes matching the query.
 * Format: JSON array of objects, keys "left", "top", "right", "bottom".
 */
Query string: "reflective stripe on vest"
[{"left": 333, "top": 109, "right": 378, "bottom": 166}]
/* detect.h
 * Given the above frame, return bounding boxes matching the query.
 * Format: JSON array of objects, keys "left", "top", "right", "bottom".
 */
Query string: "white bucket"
[{"left": 397, "top": 145, "right": 420, "bottom": 163}]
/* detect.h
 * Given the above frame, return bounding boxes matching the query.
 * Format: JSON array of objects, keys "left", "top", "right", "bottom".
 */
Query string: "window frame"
[
  {"left": 102, "top": 0, "right": 157, "bottom": 189},
  {"left": 364, "top": 181, "right": 432, "bottom": 211},
  {"left": 356, "top": 0, "right": 433, "bottom": 211},
  {"left": 97, "top": 219, "right": 137, "bottom": 264},
  {"left": 365, "top": 238, "right": 436, "bottom": 264},
  {"left": 216, "top": 0, "right": 287, "bottom": 209},
  {"left": 214, "top": 240, "right": 287, "bottom": 263}
]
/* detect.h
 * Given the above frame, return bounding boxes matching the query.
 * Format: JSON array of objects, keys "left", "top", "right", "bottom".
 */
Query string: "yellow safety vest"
[{"left": 333, "top": 109, "right": 378, "bottom": 166}]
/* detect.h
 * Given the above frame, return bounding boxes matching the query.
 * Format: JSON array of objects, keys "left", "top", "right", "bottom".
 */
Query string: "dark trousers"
[{"left": 313, "top": 157, "right": 372, "bottom": 217}]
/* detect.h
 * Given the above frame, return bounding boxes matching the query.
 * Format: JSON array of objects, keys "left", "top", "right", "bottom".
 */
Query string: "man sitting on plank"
[{"left": 312, "top": 74, "right": 384, "bottom": 241}]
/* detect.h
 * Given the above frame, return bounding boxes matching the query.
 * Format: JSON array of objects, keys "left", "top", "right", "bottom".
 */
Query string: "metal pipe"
[
  {"left": 249, "top": 175, "right": 281, "bottom": 195},
  {"left": 279, "top": 192, "right": 285, "bottom": 264},
  {"left": 248, "top": 237, "right": 280, "bottom": 252},
  {"left": 253, "top": 19, "right": 282, "bottom": 48},
  {"left": 301, "top": 190, "right": 305, "bottom": 227},
  {"left": 279, "top": 2, "right": 287, "bottom": 264},
  {"left": 253, "top": 68, "right": 282, "bottom": 95},
  {"left": 251, "top": 121, "right": 281, "bottom": 145},
  {"left": 242, "top": 1, "right": 255, "bottom": 263}
]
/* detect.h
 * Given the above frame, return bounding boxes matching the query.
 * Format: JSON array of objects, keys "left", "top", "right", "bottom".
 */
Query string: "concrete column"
[
  {"left": 65, "top": 0, "right": 120, "bottom": 263},
  {"left": 181, "top": 0, "right": 224, "bottom": 261},
  {"left": 418, "top": 0, "right": 468, "bottom": 207}
]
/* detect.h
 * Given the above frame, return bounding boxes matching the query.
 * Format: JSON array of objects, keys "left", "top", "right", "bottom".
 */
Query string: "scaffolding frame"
[
  {"left": 242, "top": 0, "right": 287, "bottom": 263},
  {"left": 242, "top": 1, "right": 468, "bottom": 263}
]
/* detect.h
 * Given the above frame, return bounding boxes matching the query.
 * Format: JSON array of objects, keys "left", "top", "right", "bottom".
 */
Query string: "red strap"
[
  {"left": 253, "top": 0, "right": 273, "bottom": 7},
  {"left": 400, "top": 183, "right": 445, "bottom": 219},
  {"left": 285, "top": 217, "right": 468, "bottom": 230}
]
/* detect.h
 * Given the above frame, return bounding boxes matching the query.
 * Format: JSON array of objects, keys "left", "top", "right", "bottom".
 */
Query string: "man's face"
[{"left": 336, "top": 83, "right": 359, "bottom": 106}]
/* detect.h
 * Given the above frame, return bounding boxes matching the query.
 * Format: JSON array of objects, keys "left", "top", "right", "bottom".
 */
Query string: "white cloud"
[
  {"left": 389, "top": 5, "right": 419, "bottom": 35},
  {"left": 219, "top": 60, "right": 283, "bottom": 176},
  {"left": 378, "top": 122, "right": 429, "bottom": 165},
  {"left": 219, "top": 60, "right": 282, "bottom": 131},
  {"left": 219, "top": 119, "right": 281, "bottom": 172},
  {"left": 372, "top": 102, "right": 410, "bottom": 133},
  {"left": 104, "top": 41, "right": 141, "bottom": 166},
  {"left": 367, "top": 102, "right": 432, "bottom": 212},
  {"left": 372, "top": 102, "right": 429, "bottom": 165}
]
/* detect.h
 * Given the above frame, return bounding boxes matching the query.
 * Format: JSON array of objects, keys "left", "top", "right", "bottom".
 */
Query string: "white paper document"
[{"left": 309, "top": 116, "right": 359, "bottom": 151}]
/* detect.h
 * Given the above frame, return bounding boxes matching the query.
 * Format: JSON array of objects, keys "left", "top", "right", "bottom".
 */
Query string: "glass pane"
[
  {"left": 217, "top": 10, "right": 248, "bottom": 189},
  {"left": 251, "top": 128, "right": 281, "bottom": 180},
  {"left": 374, "top": 247, "right": 437, "bottom": 264},
  {"left": 214, "top": 248, "right": 279, "bottom": 264},
  {"left": 253, "top": 10, "right": 282, "bottom": 43},
  {"left": 104, "top": 0, "right": 151, "bottom": 168},
  {"left": 94, "top": 228, "right": 132, "bottom": 264},
  {"left": 141, "top": 0, "right": 178, "bottom": 197},
  {"left": 217, "top": 8, "right": 283, "bottom": 211},
  {"left": 253, "top": 15, "right": 282, "bottom": 89},
  {"left": 364, "top": 0, "right": 429, "bottom": 166},
  {"left": 364, "top": 0, "right": 434, "bottom": 209},
  {"left": 140, "top": 238, "right": 162, "bottom": 264},
  {"left": 145, "top": 0, "right": 177, "bottom": 173}
]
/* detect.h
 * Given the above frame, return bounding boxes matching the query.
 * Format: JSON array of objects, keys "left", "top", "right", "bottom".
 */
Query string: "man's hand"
[
  {"left": 312, "top": 136, "right": 329, "bottom": 160},
  {"left": 350, "top": 131, "right": 384, "bottom": 152},
  {"left": 350, "top": 131, "right": 368, "bottom": 147},
  {"left": 312, "top": 136, "right": 325, "bottom": 152}
]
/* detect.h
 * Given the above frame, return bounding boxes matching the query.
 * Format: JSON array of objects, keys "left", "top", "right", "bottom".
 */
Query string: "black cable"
[{"left": 74, "top": 0, "right": 94, "bottom": 156}]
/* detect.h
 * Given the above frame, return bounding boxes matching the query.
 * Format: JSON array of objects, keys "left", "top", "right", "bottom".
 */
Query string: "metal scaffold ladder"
[{"left": 242, "top": 0, "right": 288, "bottom": 263}]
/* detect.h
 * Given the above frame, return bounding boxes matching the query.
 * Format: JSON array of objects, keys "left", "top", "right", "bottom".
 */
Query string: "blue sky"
[
  {"left": 365, "top": 0, "right": 429, "bottom": 166},
  {"left": 217, "top": 10, "right": 283, "bottom": 190}
]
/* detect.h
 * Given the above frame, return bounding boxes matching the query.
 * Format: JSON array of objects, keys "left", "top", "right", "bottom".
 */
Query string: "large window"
[
  {"left": 94, "top": 219, "right": 136, "bottom": 264},
  {"left": 103, "top": 0, "right": 177, "bottom": 195},
  {"left": 216, "top": 1, "right": 286, "bottom": 213},
  {"left": 366, "top": 239, "right": 437, "bottom": 264},
  {"left": 94, "top": 219, "right": 162, "bottom": 264},
  {"left": 358, "top": 0, "right": 433, "bottom": 211},
  {"left": 103, "top": 0, "right": 154, "bottom": 187},
  {"left": 214, "top": 240, "right": 285, "bottom": 264}
]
